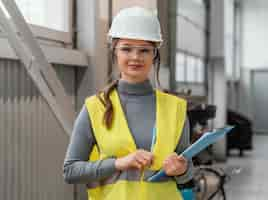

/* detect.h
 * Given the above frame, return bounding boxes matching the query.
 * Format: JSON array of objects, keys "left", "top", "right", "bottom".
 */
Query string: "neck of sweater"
[{"left": 117, "top": 79, "right": 153, "bottom": 95}]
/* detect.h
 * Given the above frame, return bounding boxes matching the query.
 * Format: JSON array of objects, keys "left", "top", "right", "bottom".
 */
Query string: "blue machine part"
[{"left": 181, "top": 188, "right": 195, "bottom": 200}]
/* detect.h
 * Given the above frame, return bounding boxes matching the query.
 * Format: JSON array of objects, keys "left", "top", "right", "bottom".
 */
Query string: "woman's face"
[{"left": 115, "top": 39, "right": 156, "bottom": 83}]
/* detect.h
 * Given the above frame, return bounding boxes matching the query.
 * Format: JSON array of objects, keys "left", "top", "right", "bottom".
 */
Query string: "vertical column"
[
  {"left": 157, "top": 0, "right": 172, "bottom": 89},
  {"left": 208, "top": 0, "right": 227, "bottom": 160},
  {"left": 167, "top": 0, "right": 177, "bottom": 91},
  {"left": 76, "top": 0, "right": 110, "bottom": 109}
]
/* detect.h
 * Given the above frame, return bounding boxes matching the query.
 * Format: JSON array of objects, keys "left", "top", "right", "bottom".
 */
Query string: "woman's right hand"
[{"left": 115, "top": 149, "right": 154, "bottom": 171}]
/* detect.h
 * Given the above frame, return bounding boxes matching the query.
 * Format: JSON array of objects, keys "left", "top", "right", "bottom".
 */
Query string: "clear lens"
[{"left": 115, "top": 45, "right": 156, "bottom": 58}]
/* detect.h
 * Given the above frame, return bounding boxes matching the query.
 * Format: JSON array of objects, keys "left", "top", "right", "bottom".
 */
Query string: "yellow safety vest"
[{"left": 85, "top": 89, "right": 187, "bottom": 200}]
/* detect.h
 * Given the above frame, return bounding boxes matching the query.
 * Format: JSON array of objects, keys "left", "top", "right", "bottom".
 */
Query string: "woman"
[{"left": 63, "top": 6, "right": 193, "bottom": 200}]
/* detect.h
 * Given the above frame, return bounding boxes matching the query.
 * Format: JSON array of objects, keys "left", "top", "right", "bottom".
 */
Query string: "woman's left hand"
[{"left": 163, "top": 153, "right": 188, "bottom": 176}]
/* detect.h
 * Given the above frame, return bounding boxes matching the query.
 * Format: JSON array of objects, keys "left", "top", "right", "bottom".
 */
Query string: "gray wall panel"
[
  {"left": 252, "top": 70, "right": 268, "bottom": 134},
  {"left": 0, "top": 59, "right": 74, "bottom": 200}
]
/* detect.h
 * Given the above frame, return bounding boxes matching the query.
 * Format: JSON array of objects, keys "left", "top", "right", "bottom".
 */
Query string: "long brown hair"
[{"left": 97, "top": 39, "right": 162, "bottom": 129}]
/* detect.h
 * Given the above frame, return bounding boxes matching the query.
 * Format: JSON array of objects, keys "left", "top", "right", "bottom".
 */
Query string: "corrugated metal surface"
[{"left": 0, "top": 59, "right": 74, "bottom": 200}]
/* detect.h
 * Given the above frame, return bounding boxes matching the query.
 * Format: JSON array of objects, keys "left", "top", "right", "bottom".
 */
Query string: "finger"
[
  {"left": 132, "top": 160, "right": 143, "bottom": 169},
  {"left": 163, "top": 157, "right": 173, "bottom": 166},
  {"left": 163, "top": 159, "right": 176, "bottom": 172},
  {"left": 140, "top": 155, "right": 154, "bottom": 167},
  {"left": 164, "top": 153, "right": 178, "bottom": 162},
  {"left": 164, "top": 157, "right": 176, "bottom": 167},
  {"left": 135, "top": 156, "right": 149, "bottom": 166},
  {"left": 137, "top": 151, "right": 154, "bottom": 165},
  {"left": 138, "top": 150, "right": 154, "bottom": 160},
  {"left": 138, "top": 154, "right": 152, "bottom": 163},
  {"left": 141, "top": 153, "right": 154, "bottom": 164},
  {"left": 144, "top": 153, "right": 154, "bottom": 161},
  {"left": 173, "top": 161, "right": 181, "bottom": 172},
  {"left": 136, "top": 153, "right": 153, "bottom": 166},
  {"left": 176, "top": 157, "right": 188, "bottom": 169},
  {"left": 173, "top": 160, "right": 188, "bottom": 175},
  {"left": 174, "top": 156, "right": 187, "bottom": 167},
  {"left": 164, "top": 158, "right": 184, "bottom": 175},
  {"left": 176, "top": 155, "right": 187, "bottom": 162},
  {"left": 164, "top": 163, "right": 176, "bottom": 176},
  {"left": 171, "top": 159, "right": 180, "bottom": 169}
]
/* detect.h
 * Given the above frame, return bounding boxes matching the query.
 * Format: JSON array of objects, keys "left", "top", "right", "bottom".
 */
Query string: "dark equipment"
[
  {"left": 188, "top": 104, "right": 217, "bottom": 139},
  {"left": 187, "top": 104, "right": 217, "bottom": 165},
  {"left": 226, "top": 109, "right": 253, "bottom": 156}
]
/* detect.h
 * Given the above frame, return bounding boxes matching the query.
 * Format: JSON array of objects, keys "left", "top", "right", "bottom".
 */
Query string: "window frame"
[
  {"left": 15, "top": 0, "right": 74, "bottom": 46},
  {"left": 175, "top": 50, "right": 205, "bottom": 85}
]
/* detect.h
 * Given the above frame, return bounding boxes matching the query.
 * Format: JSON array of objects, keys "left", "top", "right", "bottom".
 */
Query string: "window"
[
  {"left": 15, "top": 0, "right": 70, "bottom": 32},
  {"left": 0, "top": 0, "right": 73, "bottom": 44},
  {"left": 196, "top": 58, "right": 205, "bottom": 83},
  {"left": 177, "top": 0, "right": 206, "bottom": 30},
  {"left": 175, "top": 52, "right": 205, "bottom": 84},
  {"left": 175, "top": 53, "right": 185, "bottom": 82},
  {"left": 175, "top": 0, "right": 206, "bottom": 85},
  {"left": 186, "top": 55, "right": 196, "bottom": 82}
]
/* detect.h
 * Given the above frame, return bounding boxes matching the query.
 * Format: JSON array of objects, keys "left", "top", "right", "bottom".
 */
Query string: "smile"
[{"left": 128, "top": 64, "right": 144, "bottom": 68}]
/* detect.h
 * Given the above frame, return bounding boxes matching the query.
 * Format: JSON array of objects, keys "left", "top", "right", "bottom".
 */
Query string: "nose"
[{"left": 129, "top": 49, "right": 140, "bottom": 60}]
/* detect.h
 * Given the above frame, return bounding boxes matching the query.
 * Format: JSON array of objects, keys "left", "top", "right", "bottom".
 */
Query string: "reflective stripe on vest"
[{"left": 85, "top": 89, "right": 187, "bottom": 200}]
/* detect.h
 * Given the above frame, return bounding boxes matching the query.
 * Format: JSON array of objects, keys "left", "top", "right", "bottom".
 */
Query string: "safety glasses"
[{"left": 115, "top": 45, "right": 157, "bottom": 59}]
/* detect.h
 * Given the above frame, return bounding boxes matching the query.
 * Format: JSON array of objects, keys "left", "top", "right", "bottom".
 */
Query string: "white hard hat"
[{"left": 108, "top": 7, "right": 163, "bottom": 46}]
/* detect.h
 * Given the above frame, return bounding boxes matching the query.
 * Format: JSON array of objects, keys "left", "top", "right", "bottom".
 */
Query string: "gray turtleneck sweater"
[{"left": 63, "top": 80, "right": 193, "bottom": 184}]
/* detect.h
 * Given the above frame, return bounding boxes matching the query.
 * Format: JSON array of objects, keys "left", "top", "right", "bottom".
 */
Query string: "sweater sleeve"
[
  {"left": 63, "top": 105, "right": 117, "bottom": 184},
  {"left": 174, "top": 117, "right": 194, "bottom": 184}
]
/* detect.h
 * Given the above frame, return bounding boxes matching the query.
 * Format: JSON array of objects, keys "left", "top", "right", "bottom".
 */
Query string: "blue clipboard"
[{"left": 148, "top": 125, "right": 234, "bottom": 182}]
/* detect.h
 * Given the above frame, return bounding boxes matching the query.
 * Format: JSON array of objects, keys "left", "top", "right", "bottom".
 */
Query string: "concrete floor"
[{"left": 224, "top": 135, "right": 268, "bottom": 200}]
